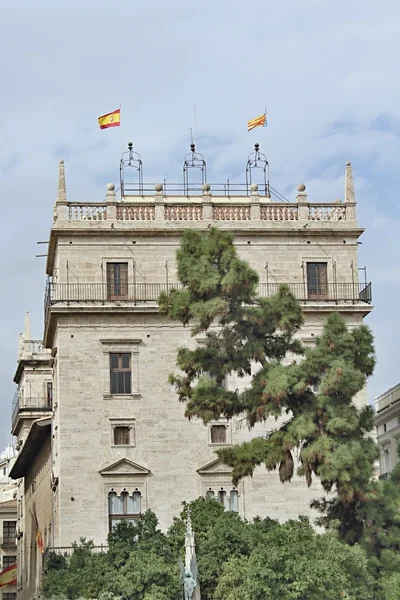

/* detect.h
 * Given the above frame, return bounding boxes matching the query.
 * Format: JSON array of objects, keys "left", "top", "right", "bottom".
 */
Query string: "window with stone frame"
[
  {"left": 306, "top": 262, "right": 328, "bottom": 299},
  {"left": 205, "top": 487, "right": 238, "bottom": 512},
  {"left": 3, "top": 594, "right": 16, "bottom": 600},
  {"left": 113, "top": 426, "right": 131, "bottom": 446},
  {"left": 107, "top": 262, "right": 128, "bottom": 300},
  {"left": 2, "top": 556, "right": 16, "bottom": 569},
  {"left": 210, "top": 425, "right": 227, "bottom": 444},
  {"left": 110, "top": 353, "right": 132, "bottom": 394},
  {"left": 2, "top": 521, "right": 16, "bottom": 544},
  {"left": 108, "top": 490, "right": 141, "bottom": 531}
]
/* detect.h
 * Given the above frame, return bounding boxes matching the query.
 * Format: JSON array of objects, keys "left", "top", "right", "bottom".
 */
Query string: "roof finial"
[
  {"left": 345, "top": 161, "right": 354, "bottom": 203},
  {"left": 57, "top": 159, "right": 67, "bottom": 203},
  {"left": 24, "top": 310, "right": 31, "bottom": 341}
]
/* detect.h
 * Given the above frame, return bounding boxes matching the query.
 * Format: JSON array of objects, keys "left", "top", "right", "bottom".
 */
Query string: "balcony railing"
[
  {"left": 375, "top": 383, "right": 400, "bottom": 413},
  {"left": 12, "top": 395, "right": 53, "bottom": 431},
  {"left": 0, "top": 537, "right": 16, "bottom": 548},
  {"left": 44, "top": 281, "right": 372, "bottom": 316}
]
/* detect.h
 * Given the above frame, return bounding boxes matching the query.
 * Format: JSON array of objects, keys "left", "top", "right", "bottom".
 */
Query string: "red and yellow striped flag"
[
  {"left": 247, "top": 113, "right": 267, "bottom": 131},
  {"left": 98, "top": 108, "right": 121, "bottom": 130},
  {"left": 0, "top": 564, "right": 17, "bottom": 589},
  {"left": 30, "top": 509, "right": 44, "bottom": 554}
]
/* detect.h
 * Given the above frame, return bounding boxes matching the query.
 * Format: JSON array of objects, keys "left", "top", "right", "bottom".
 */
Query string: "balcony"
[
  {"left": 45, "top": 281, "right": 372, "bottom": 306},
  {"left": 0, "top": 537, "right": 16, "bottom": 548},
  {"left": 375, "top": 383, "right": 400, "bottom": 414},
  {"left": 12, "top": 393, "right": 53, "bottom": 432},
  {"left": 43, "top": 545, "right": 108, "bottom": 567},
  {"left": 44, "top": 281, "right": 372, "bottom": 317}
]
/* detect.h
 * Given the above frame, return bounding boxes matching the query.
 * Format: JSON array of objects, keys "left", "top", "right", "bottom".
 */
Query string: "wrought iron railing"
[
  {"left": 43, "top": 545, "right": 108, "bottom": 566},
  {"left": 120, "top": 181, "right": 286, "bottom": 200},
  {"left": 44, "top": 281, "right": 372, "bottom": 319},
  {"left": 12, "top": 395, "right": 53, "bottom": 430}
]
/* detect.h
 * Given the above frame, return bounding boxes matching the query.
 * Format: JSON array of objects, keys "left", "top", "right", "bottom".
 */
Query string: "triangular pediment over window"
[
  {"left": 99, "top": 458, "right": 150, "bottom": 477},
  {"left": 197, "top": 458, "right": 232, "bottom": 476}
]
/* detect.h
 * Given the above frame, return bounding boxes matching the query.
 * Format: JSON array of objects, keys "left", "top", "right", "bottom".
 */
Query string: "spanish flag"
[
  {"left": 0, "top": 564, "right": 17, "bottom": 589},
  {"left": 98, "top": 108, "right": 121, "bottom": 130},
  {"left": 30, "top": 509, "right": 44, "bottom": 554},
  {"left": 247, "top": 113, "right": 267, "bottom": 131}
]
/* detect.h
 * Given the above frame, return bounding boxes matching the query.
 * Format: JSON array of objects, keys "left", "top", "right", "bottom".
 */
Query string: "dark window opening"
[
  {"left": 46, "top": 382, "right": 53, "bottom": 407},
  {"left": 306, "top": 262, "right": 328, "bottom": 299},
  {"left": 108, "top": 491, "right": 141, "bottom": 531},
  {"left": 114, "top": 426, "right": 130, "bottom": 445},
  {"left": 210, "top": 425, "right": 227, "bottom": 444},
  {"left": 2, "top": 521, "right": 16, "bottom": 545},
  {"left": 110, "top": 353, "right": 132, "bottom": 394},
  {"left": 2, "top": 556, "right": 16, "bottom": 569},
  {"left": 107, "top": 263, "right": 128, "bottom": 300}
]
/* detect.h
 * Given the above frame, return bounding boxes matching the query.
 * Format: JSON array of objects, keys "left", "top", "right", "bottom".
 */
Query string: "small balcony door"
[
  {"left": 107, "top": 263, "right": 128, "bottom": 300},
  {"left": 306, "top": 262, "right": 328, "bottom": 299}
]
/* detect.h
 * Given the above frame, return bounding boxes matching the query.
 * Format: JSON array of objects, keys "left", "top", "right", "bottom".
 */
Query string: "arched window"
[
  {"left": 229, "top": 489, "right": 238, "bottom": 512},
  {"left": 108, "top": 490, "right": 142, "bottom": 531},
  {"left": 218, "top": 489, "right": 228, "bottom": 509},
  {"left": 206, "top": 489, "right": 215, "bottom": 499}
]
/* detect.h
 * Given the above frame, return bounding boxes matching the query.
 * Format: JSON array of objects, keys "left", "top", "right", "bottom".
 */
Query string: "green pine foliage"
[{"left": 160, "top": 228, "right": 378, "bottom": 530}]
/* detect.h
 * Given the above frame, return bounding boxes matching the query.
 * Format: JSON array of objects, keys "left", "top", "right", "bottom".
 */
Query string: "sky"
[{"left": 0, "top": 0, "right": 399, "bottom": 448}]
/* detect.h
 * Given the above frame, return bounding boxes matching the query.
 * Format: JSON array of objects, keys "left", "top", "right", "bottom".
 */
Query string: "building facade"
[
  {"left": 10, "top": 144, "right": 372, "bottom": 598},
  {"left": 9, "top": 315, "right": 52, "bottom": 600},
  {"left": 374, "top": 383, "right": 400, "bottom": 479},
  {"left": 0, "top": 447, "right": 17, "bottom": 600}
]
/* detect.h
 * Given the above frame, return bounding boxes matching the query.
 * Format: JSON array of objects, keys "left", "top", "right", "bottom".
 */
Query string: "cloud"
[{"left": 0, "top": 0, "right": 399, "bottom": 447}]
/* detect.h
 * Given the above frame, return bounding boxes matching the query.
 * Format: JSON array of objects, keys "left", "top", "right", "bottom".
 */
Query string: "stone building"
[
  {"left": 374, "top": 383, "right": 400, "bottom": 479},
  {"left": 9, "top": 314, "right": 52, "bottom": 600},
  {"left": 0, "top": 447, "right": 17, "bottom": 600},
  {"left": 10, "top": 144, "right": 372, "bottom": 598}
]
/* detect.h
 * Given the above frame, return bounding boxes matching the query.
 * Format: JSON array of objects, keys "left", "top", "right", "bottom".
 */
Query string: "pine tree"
[{"left": 159, "top": 227, "right": 378, "bottom": 538}]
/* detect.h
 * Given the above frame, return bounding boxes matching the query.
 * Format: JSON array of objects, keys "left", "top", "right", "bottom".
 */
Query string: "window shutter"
[{"left": 211, "top": 425, "right": 227, "bottom": 444}]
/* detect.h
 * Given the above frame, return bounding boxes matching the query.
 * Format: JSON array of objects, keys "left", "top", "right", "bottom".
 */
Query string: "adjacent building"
[
  {"left": 374, "top": 383, "right": 400, "bottom": 479},
  {"left": 10, "top": 144, "right": 373, "bottom": 599},
  {"left": 0, "top": 447, "right": 17, "bottom": 600}
]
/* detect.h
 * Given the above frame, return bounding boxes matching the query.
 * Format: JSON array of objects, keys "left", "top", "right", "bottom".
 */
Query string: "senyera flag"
[
  {"left": 247, "top": 113, "right": 267, "bottom": 131},
  {"left": 0, "top": 564, "right": 17, "bottom": 589},
  {"left": 98, "top": 108, "right": 121, "bottom": 130}
]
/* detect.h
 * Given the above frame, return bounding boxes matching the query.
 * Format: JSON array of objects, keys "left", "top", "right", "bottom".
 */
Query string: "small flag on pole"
[
  {"left": 0, "top": 564, "right": 17, "bottom": 589},
  {"left": 247, "top": 113, "right": 267, "bottom": 131},
  {"left": 98, "top": 108, "right": 121, "bottom": 130}
]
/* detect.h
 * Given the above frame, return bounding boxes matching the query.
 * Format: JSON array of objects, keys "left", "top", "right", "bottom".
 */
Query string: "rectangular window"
[
  {"left": 108, "top": 491, "right": 141, "bottom": 531},
  {"left": 110, "top": 353, "right": 132, "bottom": 394},
  {"left": 3, "top": 594, "right": 17, "bottom": 600},
  {"left": 114, "top": 426, "right": 130, "bottom": 445},
  {"left": 210, "top": 425, "right": 227, "bottom": 444},
  {"left": 107, "top": 263, "right": 128, "bottom": 300},
  {"left": 306, "top": 262, "right": 328, "bottom": 299},
  {"left": 2, "top": 521, "right": 16, "bottom": 545},
  {"left": 2, "top": 556, "right": 16, "bottom": 569},
  {"left": 46, "top": 382, "right": 53, "bottom": 407}
]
